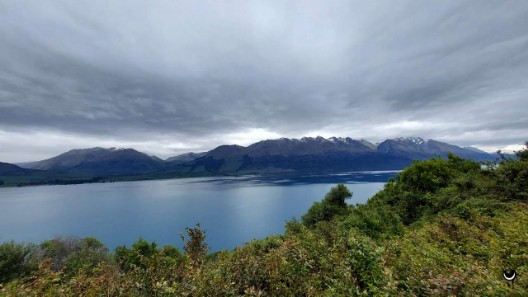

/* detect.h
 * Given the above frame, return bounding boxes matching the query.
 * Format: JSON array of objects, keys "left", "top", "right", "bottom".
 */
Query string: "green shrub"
[
  {"left": 398, "top": 158, "right": 452, "bottom": 194},
  {"left": 0, "top": 241, "right": 38, "bottom": 283},
  {"left": 39, "top": 236, "right": 109, "bottom": 277},
  {"left": 344, "top": 231, "right": 384, "bottom": 292},
  {"left": 341, "top": 204, "right": 404, "bottom": 240},
  {"left": 302, "top": 184, "right": 352, "bottom": 226},
  {"left": 493, "top": 158, "right": 528, "bottom": 201},
  {"left": 114, "top": 237, "right": 158, "bottom": 271}
]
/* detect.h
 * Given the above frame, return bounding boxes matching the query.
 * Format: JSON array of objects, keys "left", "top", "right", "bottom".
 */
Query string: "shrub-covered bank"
[{"left": 1, "top": 144, "right": 527, "bottom": 296}]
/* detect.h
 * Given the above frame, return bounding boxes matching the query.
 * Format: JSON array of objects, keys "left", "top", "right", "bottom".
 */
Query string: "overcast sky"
[{"left": 1, "top": 0, "right": 527, "bottom": 162}]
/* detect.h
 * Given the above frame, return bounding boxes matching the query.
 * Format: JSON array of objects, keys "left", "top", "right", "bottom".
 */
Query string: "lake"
[{"left": 0, "top": 172, "right": 396, "bottom": 251}]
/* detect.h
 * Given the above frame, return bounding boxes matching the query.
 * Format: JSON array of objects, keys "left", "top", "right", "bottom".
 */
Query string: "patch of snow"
[{"left": 395, "top": 137, "right": 429, "bottom": 145}]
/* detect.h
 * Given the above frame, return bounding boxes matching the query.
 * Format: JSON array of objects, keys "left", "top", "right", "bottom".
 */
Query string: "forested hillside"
[{"left": 1, "top": 143, "right": 527, "bottom": 296}]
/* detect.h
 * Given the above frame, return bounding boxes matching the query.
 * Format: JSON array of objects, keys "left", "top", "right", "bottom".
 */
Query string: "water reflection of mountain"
[{"left": 190, "top": 171, "right": 399, "bottom": 188}]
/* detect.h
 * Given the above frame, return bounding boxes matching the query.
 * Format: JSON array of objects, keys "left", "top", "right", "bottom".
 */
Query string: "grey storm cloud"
[{"left": 1, "top": 0, "right": 528, "bottom": 161}]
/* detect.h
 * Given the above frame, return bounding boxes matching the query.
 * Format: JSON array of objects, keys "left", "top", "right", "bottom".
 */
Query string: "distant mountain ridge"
[
  {"left": 181, "top": 136, "right": 494, "bottom": 174},
  {"left": 376, "top": 138, "right": 492, "bottom": 161},
  {"left": 0, "top": 162, "right": 38, "bottom": 175},
  {"left": 18, "top": 147, "right": 166, "bottom": 176},
  {"left": 11, "top": 137, "right": 497, "bottom": 179},
  {"left": 247, "top": 137, "right": 375, "bottom": 156},
  {"left": 166, "top": 152, "right": 207, "bottom": 163}
]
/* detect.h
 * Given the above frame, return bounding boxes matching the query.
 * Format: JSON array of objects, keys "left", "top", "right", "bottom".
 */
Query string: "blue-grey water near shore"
[{"left": 0, "top": 172, "right": 396, "bottom": 251}]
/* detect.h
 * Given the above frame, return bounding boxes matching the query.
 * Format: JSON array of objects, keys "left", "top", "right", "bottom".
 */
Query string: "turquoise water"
[{"left": 0, "top": 172, "right": 395, "bottom": 251}]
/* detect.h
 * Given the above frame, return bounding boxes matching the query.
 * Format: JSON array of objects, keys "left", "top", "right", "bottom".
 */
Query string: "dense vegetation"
[{"left": 1, "top": 143, "right": 527, "bottom": 296}]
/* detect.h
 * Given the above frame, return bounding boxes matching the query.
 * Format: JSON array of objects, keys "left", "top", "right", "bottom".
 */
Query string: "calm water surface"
[{"left": 0, "top": 172, "right": 396, "bottom": 251}]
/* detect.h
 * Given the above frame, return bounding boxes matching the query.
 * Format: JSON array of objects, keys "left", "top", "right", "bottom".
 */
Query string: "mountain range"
[
  {"left": 2, "top": 137, "right": 497, "bottom": 183},
  {"left": 174, "top": 137, "right": 495, "bottom": 174}
]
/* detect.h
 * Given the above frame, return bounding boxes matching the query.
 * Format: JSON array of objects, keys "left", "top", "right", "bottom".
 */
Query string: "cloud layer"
[{"left": 1, "top": 1, "right": 528, "bottom": 162}]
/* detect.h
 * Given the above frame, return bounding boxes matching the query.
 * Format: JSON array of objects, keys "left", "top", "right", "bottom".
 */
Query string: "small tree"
[
  {"left": 398, "top": 158, "right": 452, "bottom": 194},
  {"left": 182, "top": 224, "right": 208, "bottom": 266},
  {"left": 302, "top": 184, "right": 352, "bottom": 226},
  {"left": 324, "top": 183, "right": 353, "bottom": 207},
  {"left": 493, "top": 141, "right": 528, "bottom": 201},
  {"left": 515, "top": 141, "right": 528, "bottom": 161}
]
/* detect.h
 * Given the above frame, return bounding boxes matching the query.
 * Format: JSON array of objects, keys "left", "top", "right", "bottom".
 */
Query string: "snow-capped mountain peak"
[{"left": 394, "top": 137, "right": 430, "bottom": 145}]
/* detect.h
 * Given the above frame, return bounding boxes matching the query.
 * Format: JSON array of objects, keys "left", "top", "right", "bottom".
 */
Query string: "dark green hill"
[
  {"left": 22, "top": 147, "right": 166, "bottom": 176},
  {"left": 0, "top": 162, "right": 36, "bottom": 175}
]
